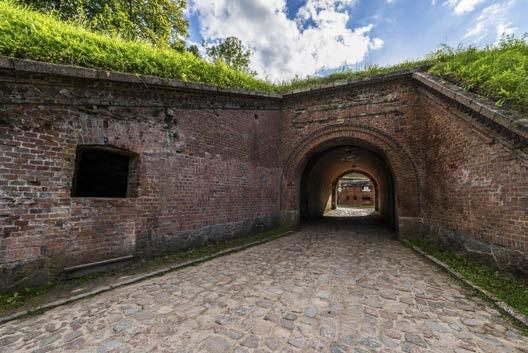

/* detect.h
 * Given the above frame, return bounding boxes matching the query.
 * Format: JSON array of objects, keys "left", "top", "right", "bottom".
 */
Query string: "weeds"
[{"left": 409, "top": 238, "right": 528, "bottom": 317}]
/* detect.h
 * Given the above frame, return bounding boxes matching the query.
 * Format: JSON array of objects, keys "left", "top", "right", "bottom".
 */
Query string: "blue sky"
[{"left": 187, "top": 0, "right": 528, "bottom": 81}]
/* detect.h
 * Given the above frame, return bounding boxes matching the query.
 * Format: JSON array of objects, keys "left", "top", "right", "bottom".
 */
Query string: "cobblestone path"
[
  {"left": 1, "top": 222, "right": 527, "bottom": 353},
  {"left": 325, "top": 207, "right": 376, "bottom": 218}
]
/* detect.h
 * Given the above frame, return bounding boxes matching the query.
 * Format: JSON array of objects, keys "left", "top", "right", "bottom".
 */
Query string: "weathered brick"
[{"left": 0, "top": 63, "right": 526, "bottom": 291}]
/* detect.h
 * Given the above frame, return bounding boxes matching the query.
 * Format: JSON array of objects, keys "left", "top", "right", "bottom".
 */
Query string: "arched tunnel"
[{"left": 299, "top": 143, "right": 397, "bottom": 229}]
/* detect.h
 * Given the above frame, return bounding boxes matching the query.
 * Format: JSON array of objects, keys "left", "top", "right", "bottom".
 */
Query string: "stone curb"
[
  {"left": 404, "top": 240, "right": 528, "bottom": 329},
  {"left": 0, "top": 230, "right": 295, "bottom": 326}
]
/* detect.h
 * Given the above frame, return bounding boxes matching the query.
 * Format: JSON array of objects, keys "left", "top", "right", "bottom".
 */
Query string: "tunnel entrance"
[
  {"left": 326, "top": 172, "right": 377, "bottom": 218},
  {"left": 299, "top": 145, "right": 397, "bottom": 228}
]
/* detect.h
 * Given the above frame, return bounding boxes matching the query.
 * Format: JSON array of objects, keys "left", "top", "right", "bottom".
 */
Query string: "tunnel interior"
[{"left": 299, "top": 144, "right": 397, "bottom": 228}]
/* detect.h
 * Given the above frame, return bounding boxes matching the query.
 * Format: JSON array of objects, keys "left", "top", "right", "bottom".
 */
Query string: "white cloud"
[
  {"left": 464, "top": 1, "right": 517, "bottom": 42},
  {"left": 190, "top": 0, "right": 383, "bottom": 80},
  {"left": 370, "top": 37, "right": 384, "bottom": 49},
  {"left": 444, "top": 0, "right": 486, "bottom": 15}
]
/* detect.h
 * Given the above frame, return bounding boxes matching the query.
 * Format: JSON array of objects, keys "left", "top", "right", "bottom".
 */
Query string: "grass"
[
  {"left": 429, "top": 36, "right": 528, "bottom": 113},
  {"left": 409, "top": 238, "right": 528, "bottom": 318},
  {"left": 1, "top": 1, "right": 527, "bottom": 112},
  {"left": 0, "top": 0, "right": 275, "bottom": 92},
  {"left": 276, "top": 59, "right": 433, "bottom": 92},
  {"left": 0, "top": 226, "right": 290, "bottom": 315},
  {"left": 278, "top": 36, "right": 528, "bottom": 113}
]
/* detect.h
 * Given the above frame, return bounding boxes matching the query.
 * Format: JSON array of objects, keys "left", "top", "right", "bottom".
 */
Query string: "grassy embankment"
[{"left": 1, "top": 1, "right": 527, "bottom": 111}]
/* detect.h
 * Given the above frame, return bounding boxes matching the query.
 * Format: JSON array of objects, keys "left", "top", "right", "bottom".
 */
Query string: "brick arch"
[
  {"left": 280, "top": 124, "right": 421, "bottom": 227},
  {"left": 331, "top": 169, "right": 380, "bottom": 211}
]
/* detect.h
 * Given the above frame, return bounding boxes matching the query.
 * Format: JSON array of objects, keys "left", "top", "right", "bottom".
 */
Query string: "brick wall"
[
  {"left": 279, "top": 72, "right": 527, "bottom": 275},
  {"left": 417, "top": 82, "right": 528, "bottom": 274},
  {"left": 279, "top": 75, "right": 424, "bottom": 232},
  {"left": 1, "top": 60, "right": 526, "bottom": 290},
  {"left": 0, "top": 62, "right": 282, "bottom": 290},
  {"left": 338, "top": 182, "right": 375, "bottom": 208}
]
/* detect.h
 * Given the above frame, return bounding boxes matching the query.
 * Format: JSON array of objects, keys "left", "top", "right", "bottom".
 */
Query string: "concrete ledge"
[
  {"left": 1, "top": 56, "right": 424, "bottom": 100},
  {"left": 63, "top": 255, "right": 134, "bottom": 273},
  {"left": 0, "top": 230, "right": 294, "bottom": 326},
  {"left": 404, "top": 240, "right": 528, "bottom": 329}
]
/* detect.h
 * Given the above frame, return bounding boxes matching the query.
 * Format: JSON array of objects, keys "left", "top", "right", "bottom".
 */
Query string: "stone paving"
[
  {"left": 1, "top": 221, "right": 527, "bottom": 353},
  {"left": 325, "top": 207, "right": 376, "bottom": 218}
]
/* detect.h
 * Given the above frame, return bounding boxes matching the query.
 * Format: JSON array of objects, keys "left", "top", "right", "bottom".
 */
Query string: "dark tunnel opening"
[{"left": 299, "top": 145, "right": 397, "bottom": 229}]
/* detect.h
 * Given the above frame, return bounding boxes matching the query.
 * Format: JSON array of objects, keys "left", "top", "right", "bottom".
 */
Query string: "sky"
[{"left": 187, "top": 0, "right": 528, "bottom": 81}]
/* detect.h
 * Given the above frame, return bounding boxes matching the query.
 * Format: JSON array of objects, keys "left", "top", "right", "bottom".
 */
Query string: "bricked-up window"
[{"left": 71, "top": 146, "right": 137, "bottom": 198}]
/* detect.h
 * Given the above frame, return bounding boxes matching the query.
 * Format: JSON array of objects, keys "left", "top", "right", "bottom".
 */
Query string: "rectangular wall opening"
[{"left": 71, "top": 146, "right": 137, "bottom": 198}]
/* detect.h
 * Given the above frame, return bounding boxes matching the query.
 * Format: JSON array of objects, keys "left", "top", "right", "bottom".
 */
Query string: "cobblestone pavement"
[
  {"left": 325, "top": 207, "right": 376, "bottom": 217},
  {"left": 1, "top": 222, "right": 527, "bottom": 353}
]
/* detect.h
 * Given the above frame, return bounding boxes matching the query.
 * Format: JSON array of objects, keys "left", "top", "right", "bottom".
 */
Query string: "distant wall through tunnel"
[{"left": 333, "top": 172, "right": 377, "bottom": 210}]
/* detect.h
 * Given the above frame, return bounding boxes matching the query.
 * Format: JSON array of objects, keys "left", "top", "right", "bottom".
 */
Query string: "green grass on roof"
[
  {"left": 278, "top": 36, "right": 528, "bottom": 113},
  {"left": 0, "top": 1, "right": 527, "bottom": 112},
  {"left": 429, "top": 38, "right": 528, "bottom": 112},
  {"left": 276, "top": 59, "right": 433, "bottom": 92},
  {"left": 0, "top": 0, "right": 275, "bottom": 92}
]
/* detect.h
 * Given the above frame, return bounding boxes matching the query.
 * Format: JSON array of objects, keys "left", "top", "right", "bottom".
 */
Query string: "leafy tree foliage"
[
  {"left": 187, "top": 44, "right": 200, "bottom": 57},
  {"left": 205, "top": 36, "right": 254, "bottom": 73},
  {"left": 19, "top": 0, "right": 188, "bottom": 48}
]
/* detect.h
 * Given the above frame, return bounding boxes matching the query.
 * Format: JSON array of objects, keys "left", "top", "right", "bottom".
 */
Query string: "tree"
[
  {"left": 187, "top": 44, "right": 201, "bottom": 57},
  {"left": 205, "top": 36, "right": 254, "bottom": 73},
  {"left": 20, "top": 0, "right": 188, "bottom": 48}
]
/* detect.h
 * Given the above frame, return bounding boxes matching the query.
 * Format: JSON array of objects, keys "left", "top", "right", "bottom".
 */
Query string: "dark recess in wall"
[{"left": 72, "top": 147, "right": 131, "bottom": 198}]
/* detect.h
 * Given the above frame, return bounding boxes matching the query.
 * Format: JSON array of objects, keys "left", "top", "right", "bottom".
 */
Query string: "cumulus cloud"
[
  {"left": 190, "top": 0, "right": 383, "bottom": 80},
  {"left": 444, "top": 0, "right": 486, "bottom": 15},
  {"left": 464, "top": 1, "right": 517, "bottom": 41}
]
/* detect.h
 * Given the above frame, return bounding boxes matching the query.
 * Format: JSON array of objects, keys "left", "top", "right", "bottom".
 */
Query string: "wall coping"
[
  {"left": 280, "top": 69, "right": 423, "bottom": 96},
  {"left": 0, "top": 57, "right": 423, "bottom": 100},
  {"left": 0, "top": 56, "right": 283, "bottom": 99},
  {"left": 1, "top": 56, "right": 525, "bottom": 148},
  {"left": 414, "top": 72, "right": 528, "bottom": 141}
]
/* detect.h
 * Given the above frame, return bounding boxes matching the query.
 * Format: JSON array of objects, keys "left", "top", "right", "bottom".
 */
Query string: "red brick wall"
[
  {"left": 338, "top": 185, "right": 375, "bottom": 207},
  {"left": 279, "top": 76, "right": 424, "bottom": 230},
  {"left": 1, "top": 61, "right": 526, "bottom": 289},
  {"left": 279, "top": 73, "right": 527, "bottom": 274},
  {"left": 0, "top": 67, "right": 282, "bottom": 290},
  {"left": 419, "top": 93, "right": 528, "bottom": 255}
]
